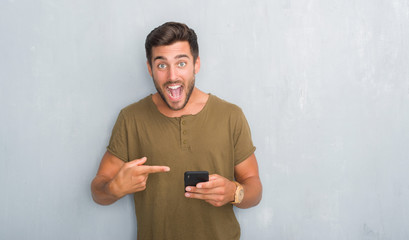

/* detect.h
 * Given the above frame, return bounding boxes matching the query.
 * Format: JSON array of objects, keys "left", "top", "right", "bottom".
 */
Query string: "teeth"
[
  {"left": 167, "top": 85, "right": 181, "bottom": 89},
  {"left": 166, "top": 85, "right": 182, "bottom": 98}
]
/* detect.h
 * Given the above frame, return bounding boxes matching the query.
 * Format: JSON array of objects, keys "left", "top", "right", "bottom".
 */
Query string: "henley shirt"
[{"left": 107, "top": 94, "right": 256, "bottom": 240}]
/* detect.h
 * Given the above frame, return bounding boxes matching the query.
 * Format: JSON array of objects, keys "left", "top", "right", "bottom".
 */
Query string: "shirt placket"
[{"left": 180, "top": 117, "right": 190, "bottom": 151}]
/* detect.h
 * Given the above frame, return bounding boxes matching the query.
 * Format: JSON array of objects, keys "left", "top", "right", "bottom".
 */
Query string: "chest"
[{"left": 128, "top": 115, "right": 235, "bottom": 174}]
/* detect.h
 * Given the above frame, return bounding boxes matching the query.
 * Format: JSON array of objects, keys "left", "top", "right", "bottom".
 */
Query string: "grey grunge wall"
[{"left": 1, "top": 0, "right": 409, "bottom": 239}]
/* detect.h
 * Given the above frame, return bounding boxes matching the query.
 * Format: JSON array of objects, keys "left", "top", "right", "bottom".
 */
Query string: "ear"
[
  {"left": 194, "top": 56, "right": 201, "bottom": 74},
  {"left": 147, "top": 61, "right": 153, "bottom": 77}
]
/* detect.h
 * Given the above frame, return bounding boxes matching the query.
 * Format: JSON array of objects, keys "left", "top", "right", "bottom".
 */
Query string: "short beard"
[{"left": 153, "top": 76, "right": 196, "bottom": 111}]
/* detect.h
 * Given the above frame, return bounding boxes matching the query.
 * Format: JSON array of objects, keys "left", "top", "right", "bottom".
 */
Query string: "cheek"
[
  {"left": 153, "top": 70, "right": 168, "bottom": 81},
  {"left": 180, "top": 68, "right": 195, "bottom": 77}
]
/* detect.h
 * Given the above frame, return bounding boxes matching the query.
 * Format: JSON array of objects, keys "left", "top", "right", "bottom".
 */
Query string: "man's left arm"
[
  {"left": 185, "top": 153, "right": 262, "bottom": 208},
  {"left": 231, "top": 153, "right": 262, "bottom": 208}
]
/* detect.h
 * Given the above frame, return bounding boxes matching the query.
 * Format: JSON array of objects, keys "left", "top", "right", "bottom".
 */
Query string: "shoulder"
[
  {"left": 118, "top": 95, "right": 154, "bottom": 119},
  {"left": 209, "top": 94, "right": 244, "bottom": 116}
]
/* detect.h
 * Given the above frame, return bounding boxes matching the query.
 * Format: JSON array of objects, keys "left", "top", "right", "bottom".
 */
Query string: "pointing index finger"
[{"left": 139, "top": 165, "right": 170, "bottom": 174}]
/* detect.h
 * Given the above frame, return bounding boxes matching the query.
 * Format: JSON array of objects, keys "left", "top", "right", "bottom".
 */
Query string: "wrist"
[
  {"left": 231, "top": 181, "right": 244, "bottom": 205},
  {"left": 230, "top": 181, "right": 236, "bottom": 202},
  {"left": 106, "top": 179, "right": 121, "bottom": 199}
]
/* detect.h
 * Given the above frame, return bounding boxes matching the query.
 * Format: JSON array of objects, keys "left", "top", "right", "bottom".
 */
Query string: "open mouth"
[{"left": 166, "top": 84, "right": 183, "bottom": 101}]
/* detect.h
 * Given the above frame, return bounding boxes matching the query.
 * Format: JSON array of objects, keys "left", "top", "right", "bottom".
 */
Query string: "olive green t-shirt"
[{"left": 107, "top": 94, "right": 256, "bottom": 240}]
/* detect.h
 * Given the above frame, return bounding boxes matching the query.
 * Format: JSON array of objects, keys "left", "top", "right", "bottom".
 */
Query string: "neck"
[{"left": 152, "top": 88, "right": 209, "bottom": 118}]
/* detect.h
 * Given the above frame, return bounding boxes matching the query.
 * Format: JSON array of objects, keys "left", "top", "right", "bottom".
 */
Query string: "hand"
[
  {"left": 184, "top": 174, "right": 237, "bottom": 207},
  {"left": 108, "top": 157, "right": 170, "bottom": 198}
]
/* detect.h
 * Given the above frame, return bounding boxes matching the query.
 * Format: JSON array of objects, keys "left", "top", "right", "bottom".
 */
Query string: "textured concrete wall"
[{"left": 1, "top": 0, "right": 409, "bottom": 239}]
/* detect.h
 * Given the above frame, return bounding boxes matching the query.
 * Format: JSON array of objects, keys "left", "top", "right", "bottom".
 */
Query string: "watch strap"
[{"left": 231, "top": 181, "right": 244, "bottom": 204}]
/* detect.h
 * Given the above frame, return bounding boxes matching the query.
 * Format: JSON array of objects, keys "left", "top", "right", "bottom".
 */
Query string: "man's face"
[{"left": 147, "top": 41, "right": 200, "bottom": 111}]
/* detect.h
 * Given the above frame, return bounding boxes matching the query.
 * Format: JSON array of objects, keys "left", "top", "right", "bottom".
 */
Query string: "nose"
[{"left": 168, "top": 65, "right": 178, "bottom": 81}]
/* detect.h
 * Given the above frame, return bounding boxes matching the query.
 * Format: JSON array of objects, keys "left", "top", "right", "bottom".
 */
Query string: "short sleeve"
[
  {"left": 107, "top": 111, "right": 129, "bottom": 162},
  {"left": 233, "top": 109, "right": 256, "bottom": 165}
]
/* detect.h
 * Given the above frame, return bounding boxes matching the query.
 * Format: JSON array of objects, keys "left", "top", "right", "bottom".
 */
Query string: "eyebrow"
[
  {"left": 175, "top": 54, "right": 190, "bottom": 59},
  {"left": 153, "top": 54, "right": 190, "bottom": 62}
]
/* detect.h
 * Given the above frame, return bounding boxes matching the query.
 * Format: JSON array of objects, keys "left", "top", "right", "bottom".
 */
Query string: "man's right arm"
[
  {"left": 91, "top": 151, "right": 170, "bottom": 205},
  {"left": 91, "top": 151, "right": 126, "bottom": 205}
]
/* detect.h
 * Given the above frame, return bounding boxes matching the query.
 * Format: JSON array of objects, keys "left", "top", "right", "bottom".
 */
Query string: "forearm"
[
  {"left": 91, "top": 175, "right": 121, "bottom": 205},
  {"left": 234, "top": 176, "right": 262, "bottom": 209}
]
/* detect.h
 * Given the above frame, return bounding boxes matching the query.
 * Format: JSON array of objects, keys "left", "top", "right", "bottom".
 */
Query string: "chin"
[
  {"left": 168, "top": 103, "right": 185, "bottom": 111},
  {"left": 167, "top": 98, "right": 188, "bottom": 111}
]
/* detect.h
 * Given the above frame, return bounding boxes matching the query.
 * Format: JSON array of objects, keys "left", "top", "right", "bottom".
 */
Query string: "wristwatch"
[{"left": 231, "top": 181, "right": 244, "bottom": 204}]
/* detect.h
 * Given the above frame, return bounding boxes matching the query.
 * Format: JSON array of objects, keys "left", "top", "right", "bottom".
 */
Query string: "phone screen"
[{"left": 184, "top": 171, "right": 209, "bottom": 190}]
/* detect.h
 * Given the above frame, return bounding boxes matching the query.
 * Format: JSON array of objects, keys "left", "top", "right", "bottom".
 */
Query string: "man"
[{"left": 91, "top": 22, "right": 262, "bottom": 239}]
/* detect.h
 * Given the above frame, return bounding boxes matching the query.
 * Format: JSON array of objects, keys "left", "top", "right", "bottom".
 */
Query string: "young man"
[{"left": 91, "top": 22, "right": 262, "bottom": 240}]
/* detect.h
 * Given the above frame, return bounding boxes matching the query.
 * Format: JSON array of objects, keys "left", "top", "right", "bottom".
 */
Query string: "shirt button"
[
  {"left": 182, "top": 121, "right": 186, "bottom": 125},
  {"left": 183, "top": 130, "right": 187, "bottom": 135},
  {"left": 183, "top": 140, "right": 187, "bottom": 144}
]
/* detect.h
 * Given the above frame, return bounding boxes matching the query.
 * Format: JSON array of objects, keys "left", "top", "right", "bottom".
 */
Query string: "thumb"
[
  {"left": 129, "top": 157, "right": 147, "bottom": 167},
  {"left": 209, "top": 174, "right": 220, "bottom": 180}
]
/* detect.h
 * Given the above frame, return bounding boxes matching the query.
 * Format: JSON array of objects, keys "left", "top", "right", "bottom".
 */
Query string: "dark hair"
[{"left": 145, "top": 22, "right": 199, "bottom": 67}]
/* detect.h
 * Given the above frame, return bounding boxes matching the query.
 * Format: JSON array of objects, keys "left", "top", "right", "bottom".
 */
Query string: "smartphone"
[{"left": 184, "top": 171, "right": 209, "bottom": 191}]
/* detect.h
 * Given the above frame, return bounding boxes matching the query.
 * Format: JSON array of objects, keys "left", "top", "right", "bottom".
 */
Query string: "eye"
[
  {"left": 178, "top": 62, "right": 187, "bottom": 67},
  {"left": 157, "top": 63, "right": 167, "bottom": 69}
]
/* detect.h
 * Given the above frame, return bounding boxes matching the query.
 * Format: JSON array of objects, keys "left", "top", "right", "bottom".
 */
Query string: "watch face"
[{"left": 238, "top": 189, "right": 244, "bottom": 202}]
